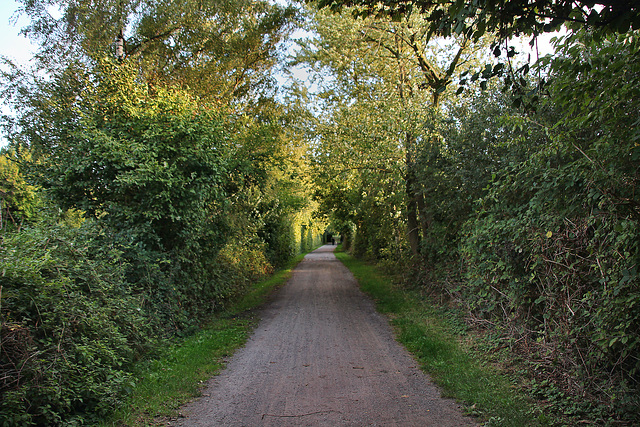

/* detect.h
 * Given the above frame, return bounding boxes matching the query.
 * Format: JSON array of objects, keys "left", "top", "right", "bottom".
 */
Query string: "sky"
[
  {"left": 0, "top": 0, "right": 35, "bottom": 67},
  {"left": 0, "top": 0, "right": 36, "bottom": 148}
]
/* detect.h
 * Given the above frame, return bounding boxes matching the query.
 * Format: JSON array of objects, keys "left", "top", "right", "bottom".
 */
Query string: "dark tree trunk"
[{"left": 405, "top": 133, "right": 421, "bottom": 256}]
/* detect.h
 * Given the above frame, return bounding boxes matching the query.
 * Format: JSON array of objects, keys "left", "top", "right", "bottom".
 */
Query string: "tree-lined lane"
[{"left": 174, "top": 245, "right": 475, "bottom": 426}]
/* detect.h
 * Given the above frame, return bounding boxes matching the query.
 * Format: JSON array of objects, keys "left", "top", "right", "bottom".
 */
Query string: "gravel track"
[{"left": 172, "top": 245, "right": 476, "bottom": 426}]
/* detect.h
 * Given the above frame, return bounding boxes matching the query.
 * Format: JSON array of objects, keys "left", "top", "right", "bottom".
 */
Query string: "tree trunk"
[
  {"left": 416, "top": 191, "right": 430, "bottom": 237},
  {"left": 406, "top": 185, "right": 420, "bottom": 255},
  {"left": 116, "top": 28, "right": 125, "bottom": 59},
  {"left": 405, "top": 132, "right": 420, "bottom": 256}
]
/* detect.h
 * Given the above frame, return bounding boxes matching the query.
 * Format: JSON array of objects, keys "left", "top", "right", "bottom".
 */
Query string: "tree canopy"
[
  {"left": 16, "top": 0, "right": 297, "bottom": 104},
  {"left": 294, "top": 3, "right": 639, "bottom": 422},
  {"left": 1, "top": 0, "right": 639, "bottom": 424},
  {"left": 312, "top": 0, "right": 640, "bottom": 40}
]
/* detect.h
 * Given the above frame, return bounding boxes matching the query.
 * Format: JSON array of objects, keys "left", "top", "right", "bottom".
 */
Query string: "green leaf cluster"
[
  {"left": 18, "top": 0, "right": 298, "bottom": 105},
  {"left": 299, "top": 6, "right": 487, "bottom": 260},
  {"left": 0, "top": 148, "right": 41, "bottom": 229},
  {"left": 1, "top": 219, "right": 152, "bottom": 426},
  {"left": 458, "top": 30, "right": 640, "bottom": 422},
  {"left": 27, "top": 60, "right": 229, "bottom": 254},
  {"left": 313, "top": 0, "right": 640, "bottom": 41}
]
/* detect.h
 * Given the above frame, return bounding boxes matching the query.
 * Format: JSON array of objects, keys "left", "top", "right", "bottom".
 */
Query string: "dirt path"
[{"left": 172, "top": 245, "right": 476, "bottom": 426}]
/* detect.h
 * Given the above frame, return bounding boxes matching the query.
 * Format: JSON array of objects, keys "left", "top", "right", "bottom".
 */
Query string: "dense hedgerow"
[
  {"left": 0, "top": 212, "right": 315, "bottom": 425},
  {"left": 329, "top": 29, "right": 640, "bottom": 423},
  {"left": 0, "top": 219, "right": 151, "bottom": 425},
  {"left": 0, "top": 59, "right": 321, "bottom": 425},
  {"left": 459, "top": 30, "right": 640, "bottom": 422}
]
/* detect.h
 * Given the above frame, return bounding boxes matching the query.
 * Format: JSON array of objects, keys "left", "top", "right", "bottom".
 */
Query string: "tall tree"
[
  {"left": 298, "top": 7, "right": 485, "bottom": 254},
  {"left": 310, "top": 0, "right": 640, "bottom": 109},
  {"left": 17, "top": 0, "right": 297, "bottom": 104},
  {"left": 312, "top": 0, "right": 640, "bottom": 40}
]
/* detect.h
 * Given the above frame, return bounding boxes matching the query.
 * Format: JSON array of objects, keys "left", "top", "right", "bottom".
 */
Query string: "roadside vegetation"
[
  {"left": 0, "top": 1, "right": 324, "bottom": 424},
  {"left": 307, "top": 3, "right": 640, "bottom": 424},
  {"left": 336, "top": 248, "right": 549, "bottom": 426},
  {"left": 1, "top": 0, "right": 638, "bottom": 425},
  {"left": 99, "top": 251, "right": 311, "bottom": 426}
]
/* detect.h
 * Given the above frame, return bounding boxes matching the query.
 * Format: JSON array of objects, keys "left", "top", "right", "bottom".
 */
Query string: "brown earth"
[{"left": 172, "top": 245, "right": 477, "bottom": 426}]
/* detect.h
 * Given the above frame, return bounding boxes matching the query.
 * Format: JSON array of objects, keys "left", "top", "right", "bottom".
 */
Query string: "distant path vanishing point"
[{"left": 173, "top": 244, "right": 476, "bottom": 426}]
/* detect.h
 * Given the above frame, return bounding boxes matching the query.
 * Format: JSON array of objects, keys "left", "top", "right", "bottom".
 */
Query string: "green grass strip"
[
  {"left": 101, "top": 250, "right": 313, "bottom": 427},
  {"left": 335, "top": 249, "right": 552, "bottom": 427}
]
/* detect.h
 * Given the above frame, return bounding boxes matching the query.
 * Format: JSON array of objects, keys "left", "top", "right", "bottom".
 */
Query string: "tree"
[
  {"left": 17, "top": 0, "right": 297, "bottom": 105},
  {"left": 312, "top": 0, "right": 640, "bottom": 40},
  {"left": 0, "top": 2, "right": 322, "bottom": 424},
  {"left": 310, "top": 0, "right": 640, "bottom": 111},
  {"left": 297, "top": 7, "right": 485, "bottom": 255},
  {"left": 12, "top": 60, "right": 228, "bottom": 253},
  {"left": 4, "top": 0, "right": 315, "bottom": 267}
]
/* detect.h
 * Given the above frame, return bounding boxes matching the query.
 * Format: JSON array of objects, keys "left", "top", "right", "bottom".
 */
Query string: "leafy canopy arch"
[{"left": 312, "top": 0, "right": 640, "bottom": 41}]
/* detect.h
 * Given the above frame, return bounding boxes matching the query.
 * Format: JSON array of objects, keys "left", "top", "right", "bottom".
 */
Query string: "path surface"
[{"left": 173, "top": 245, "right": 476, "bottom": 426}]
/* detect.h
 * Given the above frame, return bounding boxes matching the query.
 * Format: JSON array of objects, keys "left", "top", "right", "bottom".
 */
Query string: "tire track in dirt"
[{"left": 172, "top": 245, "right": 476, "bottom": 426}]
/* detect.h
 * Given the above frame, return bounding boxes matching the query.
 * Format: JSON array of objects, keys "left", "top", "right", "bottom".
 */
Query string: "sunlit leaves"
[
  {"left": 17, "top": 0, "right": 298, "bottom": 105},
  {"left": 21, "top": 60, "right": 229, "bottom": 251},
  {"left": 312, "top": 0, "right": 640, "bottom": 42}
]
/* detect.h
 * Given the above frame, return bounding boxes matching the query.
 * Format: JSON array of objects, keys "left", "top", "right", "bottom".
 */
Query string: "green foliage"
[
  {"left": 0, "top": 52, "right": 320, "bottom": 424},
  {"left": 409, "top": 88, "right": 549, "bottom": 270},
  {"left": 460, "top": 30, "right": 640, "bottom": 423},
  {"left": 335, "top": 249, "right": 545, "bottom": 426},
  {"left": 0, "top": 219, "right": 153, "bottom": 426},
  {"left": 309, "top": 9, "right": 640, "bottom": 421},
  {"left": 300, "top": 6, "right": 489, "bottom": 258},
  {"left": 314, "top": 0, "right": 640, "bottom": 40},
  {"left": 0, "top": 148, "right": 40, "bottom": 229},
  {"left": 11, "top": 59, "right": 246, "bottom": 332},
  {"left": 18, "top": 0, "right": 298, "bottom": 104},
  {"left": 27, "top": 60, "right": 228, "bottom": 253},
  {"left": 312, "top": 0, "right": 640, "bottom": 96},
  {"left": 222, "top": 109, "right": 316, "bottom": 268}
]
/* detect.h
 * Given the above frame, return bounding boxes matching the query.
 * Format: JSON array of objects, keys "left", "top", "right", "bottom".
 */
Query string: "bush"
[
  {"left": 0, "top": 220, "right": 153, "bottom": 426},
  {"left": 460, "top": 30, "right": 640, "bottom": 423}
]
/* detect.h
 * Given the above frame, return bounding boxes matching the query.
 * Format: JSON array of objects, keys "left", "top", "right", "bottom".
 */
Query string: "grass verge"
[
  {"left": 100, "top": 250, "right": 313, "bottom": 427},
  {"left": 334, "top": 249, "right": 551, "bottom": 427}
]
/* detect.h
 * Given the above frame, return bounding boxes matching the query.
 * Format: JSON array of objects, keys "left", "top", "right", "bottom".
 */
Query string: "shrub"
[
  {"left": 0, "top": 220, "right": 153, "bottom": 426},
  {"left": 460, "top": 30, "right": 640, "bottom": 423}
]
